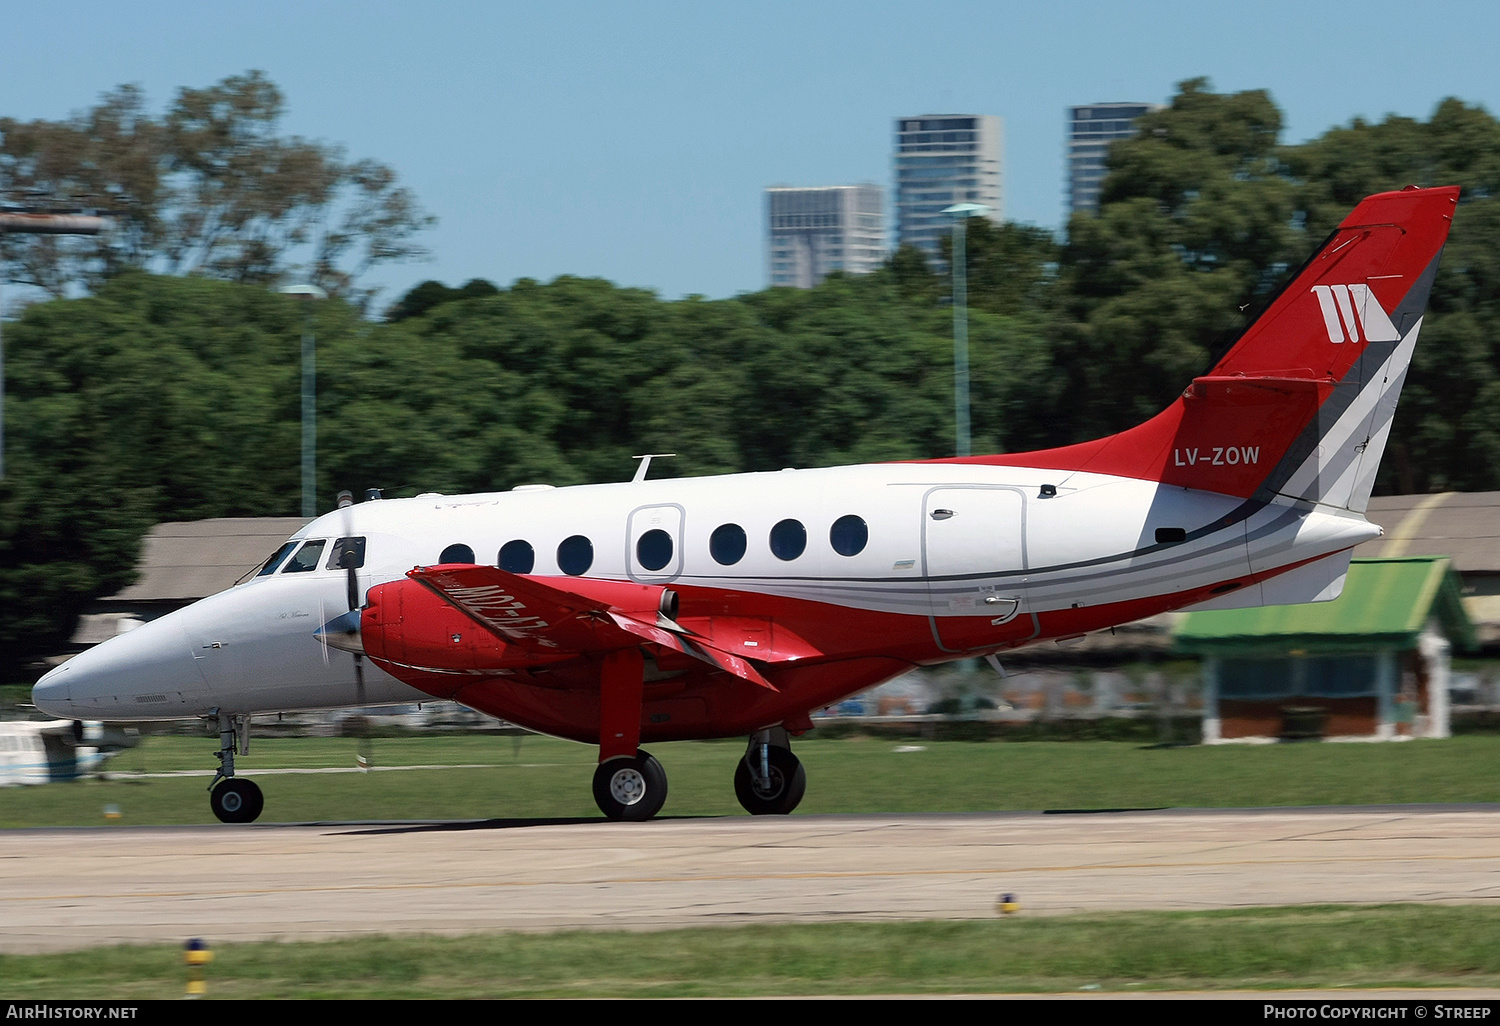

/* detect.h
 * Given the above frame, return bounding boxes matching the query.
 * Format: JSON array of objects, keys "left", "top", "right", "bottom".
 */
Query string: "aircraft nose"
[
  {"left": 32, "top": 615, "right": 208, "bottom": 719},
  {"left": 32, "top": 663, "right": 73, "bottom": 716}
]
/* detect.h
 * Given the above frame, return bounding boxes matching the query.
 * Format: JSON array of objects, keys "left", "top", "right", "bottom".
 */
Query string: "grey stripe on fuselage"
[{"left": 673, "top": 496, "right": 1282, "bottom": 612}]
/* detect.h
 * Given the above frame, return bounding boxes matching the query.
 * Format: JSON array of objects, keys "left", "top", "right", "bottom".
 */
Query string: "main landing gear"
[
  {"left": 592, "top": 750, "right": 668, "bottom": 821},
  {"left": 589, "top": 649, "right": 806, "bottom": 821},
  {"left": 208, "top": 710, "right": 264, "bottom": 824},
  {"left": 588, "top": 735, "right": 807, "bottom": 821},
  {"left": 734, "top": 727, "right": 806, "bottom": 816}
]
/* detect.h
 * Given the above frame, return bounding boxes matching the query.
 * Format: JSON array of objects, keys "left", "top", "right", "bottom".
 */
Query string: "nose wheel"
[
  {"left": 210, "top": 777, "right": 264, "bottom": 824},
  {"left": 593, "top": 750, "right": 668, "bottom": 821}
]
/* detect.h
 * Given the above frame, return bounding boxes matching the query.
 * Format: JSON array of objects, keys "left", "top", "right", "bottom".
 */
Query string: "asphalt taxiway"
[{"left": 3, "top": 806, "right": 1498, "bottom": 953}]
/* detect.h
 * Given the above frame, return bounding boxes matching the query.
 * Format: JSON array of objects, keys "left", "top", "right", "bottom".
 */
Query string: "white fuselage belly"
[{"left": 33, "top": 460, "right": 1378, "bottom": 722}]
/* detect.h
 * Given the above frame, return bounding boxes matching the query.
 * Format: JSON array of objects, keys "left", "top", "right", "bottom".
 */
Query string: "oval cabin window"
[
  {"left": 769, "top": 519, "right": 806, "bottom": 561},
  {"left": 636, "top": 529, "right": 674, "bottom": 572},
  {"left": 710, "top": 523, "right": 747, "bottom": 566},
  {"left": 498, "top": 539, "right": 535, "bottom": 573},
  {"left": 439, "top": 543, "right": 476, "bottom": 564},
  {"left": 557, "top": 535, "right": 594, "bottom": 576},
  {"left": 829, "top": 515, "right": 868, "bottom": 557}
]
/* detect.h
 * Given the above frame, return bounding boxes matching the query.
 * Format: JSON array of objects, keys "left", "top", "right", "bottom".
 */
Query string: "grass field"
[
  {"left": 2, "top": 731, "right": 1498, "bottom": 828},
  {"left": 3, "top": 906, "right": 1500, "bottom": 997}
]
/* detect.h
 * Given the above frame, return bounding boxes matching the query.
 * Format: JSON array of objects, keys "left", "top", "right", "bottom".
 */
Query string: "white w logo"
[{"left": 1311, "top": 284, "right": 1401, "bottom": 344}]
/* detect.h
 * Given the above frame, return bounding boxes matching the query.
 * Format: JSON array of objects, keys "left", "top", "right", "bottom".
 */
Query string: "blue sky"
[{"left": 4, "top": 1, "right": 1498, "bottom": 309}]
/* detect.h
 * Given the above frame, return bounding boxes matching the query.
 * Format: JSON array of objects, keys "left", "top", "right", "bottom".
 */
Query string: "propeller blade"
[{"left": 339, "top": 496, "right": 372, "bottom": 767}]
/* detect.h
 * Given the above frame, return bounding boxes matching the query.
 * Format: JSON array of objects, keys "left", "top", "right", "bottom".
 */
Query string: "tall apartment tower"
[
  {"left": 893, "top": 114, "right": 1003, "bottom": 259},
  {"left": 766, "top": 184, "right": 885, "bottom": 289},
  {"left": 1067, "top": 102, "right": 1159, "bottom": 216}
]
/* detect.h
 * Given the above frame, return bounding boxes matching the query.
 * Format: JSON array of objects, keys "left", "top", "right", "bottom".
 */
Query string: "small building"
[
  {"left": 1176, "top": 557, "right": 1476, "bottom": 742},
  {"left": 1358, "top": 491, "right": 1500, "bottom": 648},
  {"left": 67, "top": 517, "right": 309, "bottom": 649}
]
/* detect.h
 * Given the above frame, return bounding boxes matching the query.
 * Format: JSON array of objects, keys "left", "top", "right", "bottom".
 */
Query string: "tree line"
[
  {"left": 5, "top": 77, "right": 1500, "bottom": 675},
  {"left": 1, "top": 71, "right": 432, "bottom": 311}
]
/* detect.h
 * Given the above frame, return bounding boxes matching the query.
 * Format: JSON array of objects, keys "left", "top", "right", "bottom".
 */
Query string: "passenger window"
[
  {"left": 498, "top": 540, "right": 535, "bottom": 574},
  {"left": 283, "top": 540, "right": 327, "bottom": 573},
  {"left": 830, "top": 515, "right": 868, "bottom": 557},
  {"left": 710, "top": 523, "right": 747, "bottom": 566},
  {"left": 326, "top": 537, "right": 367, "bottom": 570},
  {"left": 769, "top": 519, "right": 806, "bottom": 561},
  {"left": 636, "top": 529, "right": 674, "bottom": 571},
  {"left": 256, "top": 542, "right": 299, "bottom": 577},
  {"left": 439, "top": 543, "right": 476, "bottom": 564},
  {"left": 557, "top": 535, "right": 594, "bottom": 575}
]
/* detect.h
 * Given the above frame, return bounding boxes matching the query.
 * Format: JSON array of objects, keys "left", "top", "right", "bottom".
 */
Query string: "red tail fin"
[{"left": 937, "top": 186, "right": 1458, "bottom": 511}]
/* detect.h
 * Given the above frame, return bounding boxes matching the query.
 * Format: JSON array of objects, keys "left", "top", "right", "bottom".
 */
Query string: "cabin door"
[{"left": 921, "top": 486, "right": 1030, "bottom": 652}]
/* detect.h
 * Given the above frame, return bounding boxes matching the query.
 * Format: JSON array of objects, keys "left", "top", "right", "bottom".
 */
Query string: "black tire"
[
  {"left": 210, "top": 778, "right": 264, "bottom": 824},
  {"left": 592, "top": 750, "right": 668, "bottom": 821},
  {"left": 734, "top": 745, "right": 806, "bottom": 815}
]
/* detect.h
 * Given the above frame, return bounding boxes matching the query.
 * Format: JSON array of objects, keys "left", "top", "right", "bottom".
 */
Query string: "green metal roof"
[{"left": 1175, "top": 557, "right": 1477, "bottom": 656}]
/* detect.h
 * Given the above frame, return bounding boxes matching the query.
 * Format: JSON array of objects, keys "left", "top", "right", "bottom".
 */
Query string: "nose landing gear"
[
  {"left": 208, "top": 710, "right": 264, "bottom": 824},
  {"left": 210, "top": 776, "right": 264, "bottom": 823}
]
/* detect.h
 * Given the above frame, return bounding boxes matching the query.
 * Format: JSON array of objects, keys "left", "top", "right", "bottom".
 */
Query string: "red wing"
[{"left": 407, "top": 565, "right": 776, "bottom": 690}]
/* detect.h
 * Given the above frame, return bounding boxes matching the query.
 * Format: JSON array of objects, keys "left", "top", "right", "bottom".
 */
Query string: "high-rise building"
[
  {"left": 766, "top": 184, "right": 885, "bottom": 289},
  {"left": 893, "top": 114, "right": 1002, "bottom": 260},
  {"left": 1067, "top": 102, "right": 1159, "bottom": 216}
]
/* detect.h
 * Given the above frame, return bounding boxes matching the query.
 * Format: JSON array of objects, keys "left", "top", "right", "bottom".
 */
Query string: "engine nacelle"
[{"left": 359, "top": 581, "right": 543, "bottom": 687}]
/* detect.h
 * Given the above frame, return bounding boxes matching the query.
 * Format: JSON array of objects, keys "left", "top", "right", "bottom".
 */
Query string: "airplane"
[
  {"left": 0, "top": 718, "right": 137, "bottom": 786},
  {"left": 32, "top": 185, "right": 1458, "bottom": 824}
]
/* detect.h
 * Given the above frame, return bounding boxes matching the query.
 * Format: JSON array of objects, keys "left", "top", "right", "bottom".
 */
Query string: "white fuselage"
[{"left": 32, "top": 460, "right": 1379, "bottom": 723}]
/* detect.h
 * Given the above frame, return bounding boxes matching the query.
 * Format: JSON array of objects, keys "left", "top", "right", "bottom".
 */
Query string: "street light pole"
[
  {"left": 278, "top": 285, "right": 328, "bottom": 517},
  {"left": 942, "top": 203, "right": 988, "bottom": 458}
]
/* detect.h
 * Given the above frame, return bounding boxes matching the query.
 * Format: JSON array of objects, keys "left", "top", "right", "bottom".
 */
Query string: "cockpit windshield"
[
  {"left": 282, "top": 540, "right": 327, "bottom": 573},
  {"left": 254, "top": 542, "right": 299, "bottom": 578},
  {"left": 326, "top": 537, "right": 367, "bottom": 570},
  {"left": 249, "top": 536, "right": 366, "bottom": 580}
]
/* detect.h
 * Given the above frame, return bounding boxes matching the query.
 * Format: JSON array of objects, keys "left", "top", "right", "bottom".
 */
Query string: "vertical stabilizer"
[{"left": 928, "top": 186, "right": 1458, "bottom": 513}]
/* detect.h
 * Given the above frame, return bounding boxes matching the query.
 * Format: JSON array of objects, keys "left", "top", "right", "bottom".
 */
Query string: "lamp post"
[
  {"left": 278, "top": 284, "right": 328, "bottom": 517},
  {"left": 942, "top": 203, "right": 988, "bottom": 458},
  {"left": 0, "top": 211, "right": 106, "bottom": 479}
]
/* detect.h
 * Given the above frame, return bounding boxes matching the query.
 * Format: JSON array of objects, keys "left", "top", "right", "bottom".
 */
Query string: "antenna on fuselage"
[{"left": 631, "top": 453, "right": 677, "bottom": 483}]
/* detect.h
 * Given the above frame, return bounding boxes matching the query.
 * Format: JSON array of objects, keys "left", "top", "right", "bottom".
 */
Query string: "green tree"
[
  {"left": 0, "top": 273, "right": 326, "bottom": 676},
  {"left": 0, "top": 71, "right": 434, "bottom": 308},
  {"left": 384, "top": 278, "right": 500, "bottom": 322},
  {"left": 1053, "top": 79, "right": 1305, "bottom": 440},
  {"left": 939, "top": 218, "right": 1059, "bottom": 319},
  {"left": 1285, "top": 99, "right": 1500, "bottom": 493}
]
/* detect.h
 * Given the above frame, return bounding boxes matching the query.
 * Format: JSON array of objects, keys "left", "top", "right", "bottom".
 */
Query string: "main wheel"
[
  {"left": 734, "top": 745, "right": 806, "bottom": 815},
  {"left": 592, "top": 750, "right": 668, "bottom": 821},
  {"left": 210, "top": 778, "right": 264, "bottom": 824}
]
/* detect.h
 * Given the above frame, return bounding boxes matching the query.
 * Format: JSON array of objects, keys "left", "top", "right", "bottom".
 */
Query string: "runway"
[{"left": 3, "top": 806, "right": 1499, "bottom": 953}]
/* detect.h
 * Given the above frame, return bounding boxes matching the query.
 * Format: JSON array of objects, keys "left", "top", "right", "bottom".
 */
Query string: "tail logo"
[{"left": 1311, "top": 284, "right": 1400, "bottom": 344}]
